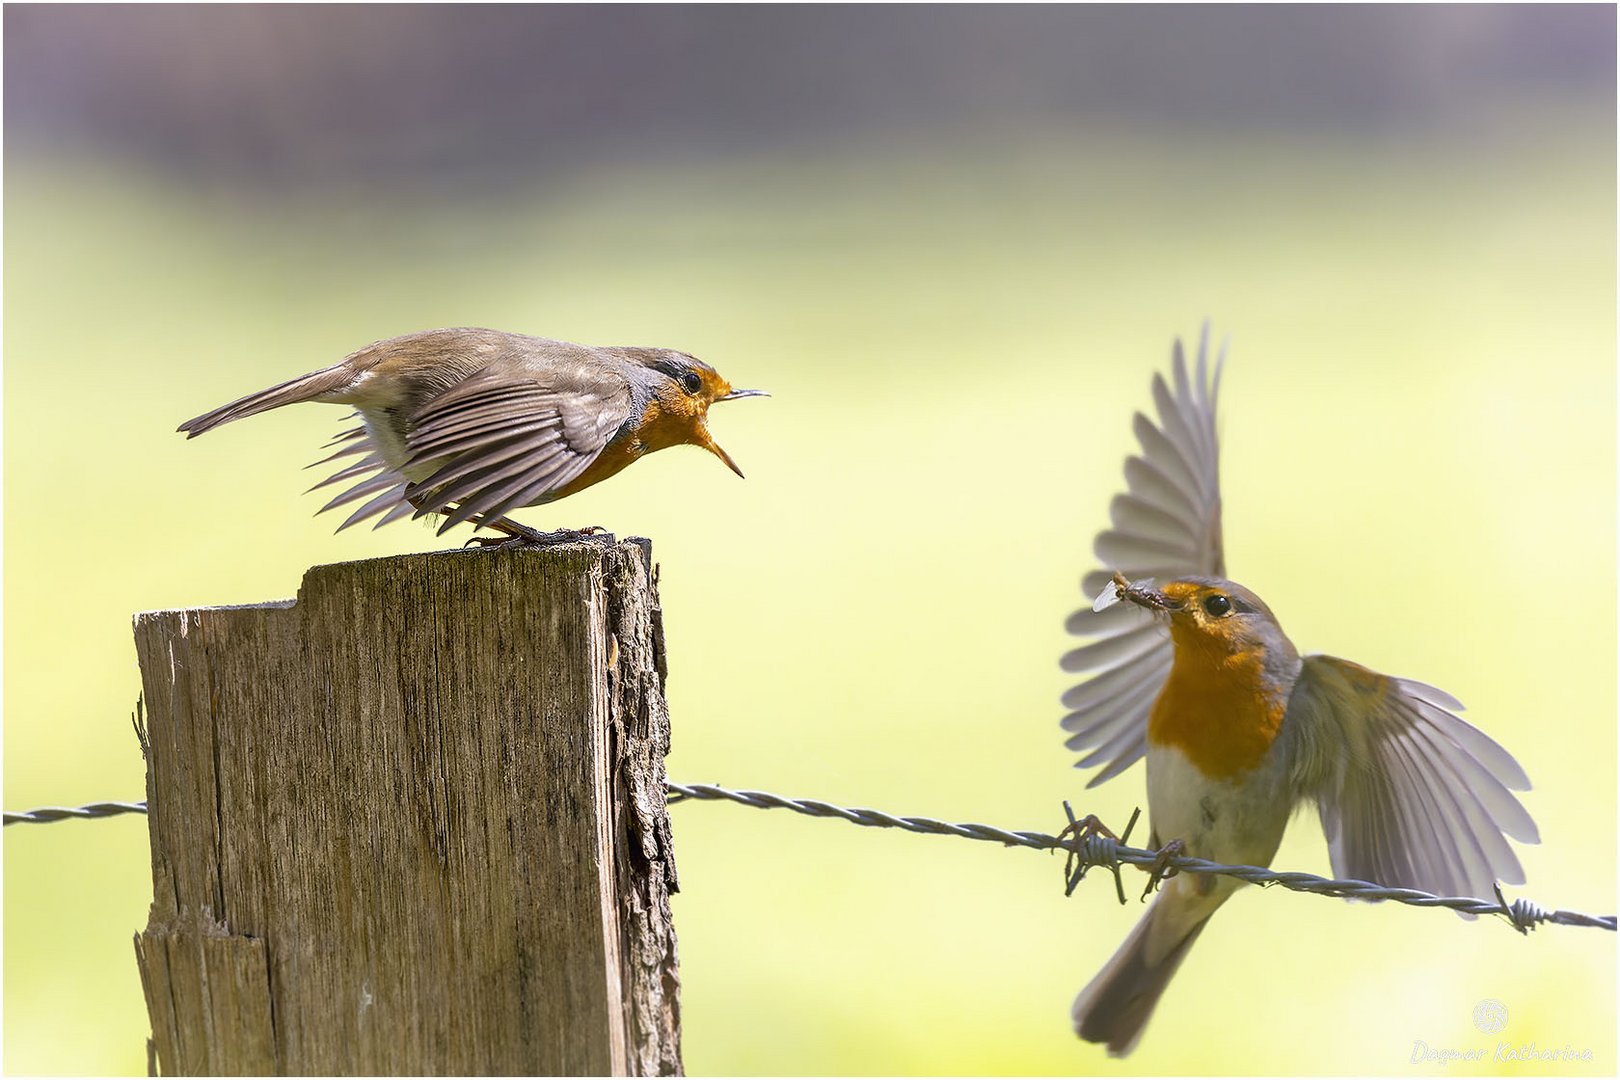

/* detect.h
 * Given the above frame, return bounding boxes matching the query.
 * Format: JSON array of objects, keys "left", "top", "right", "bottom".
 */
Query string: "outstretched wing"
[
  {"left": 1287, "top": 654, "right": 1538, "bottom": 901},
  {"left": 401, "top": 364, "right": 634, "bottom": 534},
  {"left": 1060, "top": 326, "right": 1226, "bottom": 786},
  {"left": 304, "top": 419, "right": 417, "bottom": 532}
]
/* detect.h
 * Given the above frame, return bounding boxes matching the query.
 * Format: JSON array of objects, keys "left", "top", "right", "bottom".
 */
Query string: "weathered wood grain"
[{"left": 132, "top": 540, "right": 681, "bottom": 1075}]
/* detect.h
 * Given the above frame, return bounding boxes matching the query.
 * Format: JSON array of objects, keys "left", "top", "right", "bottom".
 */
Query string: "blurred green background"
[{"left": 5, "top": 6, "right": 1614, "bottom": 1076}]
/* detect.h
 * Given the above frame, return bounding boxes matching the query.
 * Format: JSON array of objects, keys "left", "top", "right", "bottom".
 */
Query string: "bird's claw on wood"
[{"left": 465, "top": 524, "right": 608, "bottom": 549}]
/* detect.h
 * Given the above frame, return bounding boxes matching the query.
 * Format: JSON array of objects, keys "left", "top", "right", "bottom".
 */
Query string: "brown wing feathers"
[
  {"left": 400, "top": 371, "right": 631, "bottom": 534},
  {"left": 1062, "top": 329, "right": 1226, "bottom": 783},
  {"left": 1293, "top": 656, "right": 1536, "bottom": 901}
]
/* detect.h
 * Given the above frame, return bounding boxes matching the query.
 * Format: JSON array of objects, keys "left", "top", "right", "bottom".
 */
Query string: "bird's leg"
[
  {"left": 404, "top": 492, "right": 605, "bottom": 548},
  {"left": 461, "top": 513, "right": 606, "bottom": 548},
  {"left": 460, "top": 514, "right": 553, "bottom": 547},
  {"left": 1140, "top": 837, "right": 1186, "bottom": 901}
]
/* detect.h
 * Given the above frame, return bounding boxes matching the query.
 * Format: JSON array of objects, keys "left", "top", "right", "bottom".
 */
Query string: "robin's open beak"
[
  {"left": 706, "top": 438, "right": 746, "bottom": 479},
  {"left": 699, "top": 387, "right": 764, "bottom": 475},
  {"left": 693, "top": 421, "right": 747, "bottom": 478}
]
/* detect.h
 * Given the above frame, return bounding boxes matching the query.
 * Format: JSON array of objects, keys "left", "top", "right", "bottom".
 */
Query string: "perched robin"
[
  {"left": 178, "top": 327, "right": 766, "bottom": 541},
  {"left": 1061, "top": 326, "right": 1537, "bottom": 1056}
]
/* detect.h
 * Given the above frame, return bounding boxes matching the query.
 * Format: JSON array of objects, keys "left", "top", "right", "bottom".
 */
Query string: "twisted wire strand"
[
  {"left": 7, "top": 785, "right": 1612, "bottom": 934},
  {"left": 4, "top": 801, "right": 150, "bottom": 826}
]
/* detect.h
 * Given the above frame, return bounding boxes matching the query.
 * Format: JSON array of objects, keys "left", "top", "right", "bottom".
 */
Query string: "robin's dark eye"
[
  {"left": 1202, "top": 594, "right": 1232, "bottom": 617},
  {"left": 681, "top": 371, "right": 703, "bottom": 395}
]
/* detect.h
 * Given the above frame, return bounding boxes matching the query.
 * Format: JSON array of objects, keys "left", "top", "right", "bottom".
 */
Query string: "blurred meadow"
[{"left": 4, "top": 6, "right": 1615, "bottom": 1076}]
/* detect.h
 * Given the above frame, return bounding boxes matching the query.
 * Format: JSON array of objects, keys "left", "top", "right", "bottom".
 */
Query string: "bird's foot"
[
  {"left": 1056, "top": 803, "right": 1140, "bottom": 902},
  {"left": 464, "top": 523, "right": 609, "bottom": 549},
  {"left": 1140, "top": 837, "right": 1186, "bottom": 901}
]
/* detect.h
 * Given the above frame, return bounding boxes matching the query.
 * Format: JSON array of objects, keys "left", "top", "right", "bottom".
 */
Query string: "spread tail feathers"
[
  {"left": 1071, "top": 891, "right": 1213, "bottom": 1057},
  {"left": 178, "top": 365, "right": 358, "bottom": 438}
]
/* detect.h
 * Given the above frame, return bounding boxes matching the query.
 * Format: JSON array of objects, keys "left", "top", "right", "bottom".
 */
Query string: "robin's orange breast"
[{"left": 1147, "top": 644, "right": 1289, "bottom": 780}]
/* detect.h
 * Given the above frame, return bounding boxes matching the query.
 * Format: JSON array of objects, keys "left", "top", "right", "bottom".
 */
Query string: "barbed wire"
[
  {"left": 665, "top": 782, "right": 1614, "bottom": 933},
  {"left": 7, "top": 783, "right": 1613, "bottom": 935}
]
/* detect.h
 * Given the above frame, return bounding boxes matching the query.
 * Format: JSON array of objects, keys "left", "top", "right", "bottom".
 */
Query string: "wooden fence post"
[{"left": 131, "top": 539, "right": 682, "bottom": 1075}]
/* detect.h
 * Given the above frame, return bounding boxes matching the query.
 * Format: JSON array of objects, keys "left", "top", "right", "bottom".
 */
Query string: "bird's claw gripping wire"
[
  {"left": 1056, "top": 803, "right": 1141, "bottom": 904},
  {"left": 1140, "top": 838, "right": 1186, "bottom": 901}
]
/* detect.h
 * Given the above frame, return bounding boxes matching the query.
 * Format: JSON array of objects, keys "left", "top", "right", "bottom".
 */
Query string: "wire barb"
[
  {"left": 1056, "top": 802, "right": 1138, "bottom": 903},
  {"left": 6, "top": 783, "right": 1614, "bottom": 934}
]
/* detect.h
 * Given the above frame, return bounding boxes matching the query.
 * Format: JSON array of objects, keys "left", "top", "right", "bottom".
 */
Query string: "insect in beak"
[{"left": 1093, "top": 570, "right": 1181, "bottom": 613}]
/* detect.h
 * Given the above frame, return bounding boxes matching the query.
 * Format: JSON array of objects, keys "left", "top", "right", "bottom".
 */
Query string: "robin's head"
[
  {"left": 623, "top": 349, "right": 767, "bottom": 475},
  {"left": 1111, "top": 574, "right": 1293, "bottom": 662}
]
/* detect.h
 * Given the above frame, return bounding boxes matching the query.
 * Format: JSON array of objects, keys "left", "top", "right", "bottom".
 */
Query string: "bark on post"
[{"left": 131, "top": 539, "right": 682, "bottom": 1076}]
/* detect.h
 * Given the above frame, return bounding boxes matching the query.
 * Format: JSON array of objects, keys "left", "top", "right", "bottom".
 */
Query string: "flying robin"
[
  {"left": 178, "top": 327, "right": 766, "bottom": 541},
  {"left": 1061, "top": 326, "right": 1537, "bottom": 1056}
]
